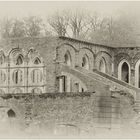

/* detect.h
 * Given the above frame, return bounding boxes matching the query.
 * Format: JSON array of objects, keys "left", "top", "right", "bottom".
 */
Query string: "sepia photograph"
[{"left": 0, "top": 0, "right": 139, "bottom": 138}]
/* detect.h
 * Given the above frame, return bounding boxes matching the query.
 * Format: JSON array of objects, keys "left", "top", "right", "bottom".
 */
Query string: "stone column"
[
  {"left": 59, "top": 77, "right": 63, "bottom": 93},
  {"left": 130, "top": 66, "right": 135, "bottom": 86},
  {"left": 75, "top": 51, "right": 79, "bottom": 68}
]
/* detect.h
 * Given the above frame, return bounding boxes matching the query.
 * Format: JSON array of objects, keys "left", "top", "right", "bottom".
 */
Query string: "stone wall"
[
  {"left": 0, "top": 37, "right": 58, "bottom": 93},
  {"left": 0, "top": 90, "right": 135, "bottom": 138}
]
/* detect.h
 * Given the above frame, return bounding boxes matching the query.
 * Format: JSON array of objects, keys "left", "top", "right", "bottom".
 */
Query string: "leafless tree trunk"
[
  {"left": 24, "top": 16, "right": 43, "bottom": 37},
  {"left": 48, "top": 10, "right": 70, "bottom": 36},
  {"left": 69, "top": 10, "right": 89, "bottom": 39}
]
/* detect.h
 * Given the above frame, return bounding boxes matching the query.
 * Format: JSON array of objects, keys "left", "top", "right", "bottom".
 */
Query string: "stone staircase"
[{"left": 76, "top": 66, "right": 139, "bottom": 99}]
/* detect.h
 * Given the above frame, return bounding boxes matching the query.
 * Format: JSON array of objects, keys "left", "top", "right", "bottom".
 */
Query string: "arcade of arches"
[{"left": 60, "top": 46, "right": 140, "bottom": 91}]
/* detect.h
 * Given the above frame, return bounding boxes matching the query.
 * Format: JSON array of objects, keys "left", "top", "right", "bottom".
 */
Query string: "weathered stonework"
[{"left": 0, "top": 36, "right": 139, "bottom": 137}]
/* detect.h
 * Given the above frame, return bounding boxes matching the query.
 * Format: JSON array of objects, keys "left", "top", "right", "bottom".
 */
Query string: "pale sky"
[{"left": 0, "top": 1, "right": 140, "bottom": 19}]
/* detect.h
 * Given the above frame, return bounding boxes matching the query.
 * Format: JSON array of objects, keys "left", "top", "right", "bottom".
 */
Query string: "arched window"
[
  {"left": 7, "top": 109, "right": 16, "bottom": 118},
  {"left": 31, "top": 69, "right": 42, "bottom": 83},
  {"left": 82, "top": 55, "right": 89, "bottom": 70},
  {"left": 13, "top": 88, "right": 22, "bottom": 94},
  {"left": 64, "top": 51, "right": 71, "bottom": 66},
  {"left": 99, "top": 57, "right": 106, "bottom": 73},
  {"left": 13, "top": 70, "right": 23, "bottom": 84},
  {"left": 34, "top": 57, "right": 41, "bottom": 65},
  {"left": 0, "top": 70, "right": 6, "bottom": 84},
  {"left": 118, "top": 60, "right": 130, "bottom": 83},
  {"left": 31, "top": 88, "right": 42, "bottom": 94},
  {"left": 15, "top": 55, "right": 23, "bottom": 65}
]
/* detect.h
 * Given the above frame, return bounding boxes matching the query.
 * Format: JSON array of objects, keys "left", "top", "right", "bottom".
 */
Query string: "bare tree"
[
  {"left": 89, "top": 12, "right": 100, "bottom": 32},
  {"left": 24, "top": 16, "right": 43, "bottom": 37},
  {"left": 0, "top": 18, "right": 13, "bottom": 39},
  {"left": 11, "top": 18, "right": 25, "bottom": 38},
  {"left": 48, "top": 10, "right": 70, "bottom": 36},
  {"left": 69, "top": 10, "right": 89, "bottom": 39}
]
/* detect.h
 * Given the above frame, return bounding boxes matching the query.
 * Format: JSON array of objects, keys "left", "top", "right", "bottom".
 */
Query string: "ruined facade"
[{"left": 0, "top": 36, "right": 140, "bottom": 137}]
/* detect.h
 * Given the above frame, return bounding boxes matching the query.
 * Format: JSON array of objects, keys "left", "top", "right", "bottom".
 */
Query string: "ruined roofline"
[
  {"left": 59, "top": 36, "right": 140, "bottom": 49},
  {"left": 59, "top": 36, "right": 116, "bottom": 49}
]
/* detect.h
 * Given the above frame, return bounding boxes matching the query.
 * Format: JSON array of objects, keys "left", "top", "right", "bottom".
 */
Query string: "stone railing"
[{"left": 76, "top": 66, "right": 138, "bottom": 98}]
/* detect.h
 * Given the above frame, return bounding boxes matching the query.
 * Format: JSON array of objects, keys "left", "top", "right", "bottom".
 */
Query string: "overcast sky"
[{"left": 0, "top": 1, "right": 140, "bottom": 19}]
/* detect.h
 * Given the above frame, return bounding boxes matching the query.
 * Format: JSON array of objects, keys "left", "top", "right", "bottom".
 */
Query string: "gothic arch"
[
  {"left": 57, "top": 43, "right": 78, "bottom": 52},
  {"left": 79, "top": 48, "right": 94, "bottom": 70},
  {"left": 7, "top": 109, "right": 16, "bottom": 118},
  {"left": 9, "top": 48, "right": 25, "bottom": 58},
  {"left": 96, "top": 51, "right": 112, "bottom": 74},
  {"left": 28, "top": 48, "right": 44, "bottom": 65},
  {"left": 99, "top": 57, "right": 106, "bottom": 73},
  {"left": 15, "top": 55, "right": 23, "bottom": 65},
  {"left": 96, "top": 51, "right": 112, "bottom": 59},
  {"left": 118, "top": 59, "right": 130, "bottom": 83},
  {"left": 82, "top": 54, "right": 90, "bottom": 70},
  {"left": 33, "top": 57, "right": 41, "bottom": 65},
  {"left": 115, "top": 53, "right": 131, "bottom": 66},
  {"left": 64, "top": 51, "right": 72, "bottom": 66},
  {"left": 58, "top": 43, "right": 76, "bottom": 68}
]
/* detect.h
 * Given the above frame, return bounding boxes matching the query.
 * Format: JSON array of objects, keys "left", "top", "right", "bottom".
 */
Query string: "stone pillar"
[
  {"left": 130, "top": 67, "right": 135, "bottom": 86},
  {"left": 59, "top": 77, "right": 63, "bottom": 93},
  {"left": 66, "top": 76, "right": 71, "bottom": 92},
  {"left": 75, "top": 51, "right": 79, "bottom": 68},
  {"left": 111, "top": 60, "right": 114, "bottom": 76}
]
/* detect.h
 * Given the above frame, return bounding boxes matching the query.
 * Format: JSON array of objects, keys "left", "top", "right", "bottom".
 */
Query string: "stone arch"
[
  {"left": 82, "top": 54, "right": 90, "bottom": 70},
  {"left": 58, "top": 43, "right": 76, "bottom": 68},
  {"left": 118, "top": 59, "right": 130, "bottom": 83},
  {"left": 64, "top": 50, "right": 72, "bottom": 66},
  {"left": 33, "top": 57, "right": 41, "bottom": 65},
  {"left": 27, "top": 48, "right": 44, "bottom": 65},
  {"left": 8, "top": 48, "right": 25, "bottom": 66},
  {"left": 97, "top": 51, "right": 112, "bottom": 58},
  {"left": 9, "top": 48, "right": 25, "bottom": 58},
  {"left": 79, "top": 48, "right": 94, "bottom": 70},
  {"left": 7, "top": 109, "right": 16, "bottom": 118},
  {"left": 96, "top": 51, "right": 112, "bottom": 74},
  {"left": 15, "top": 54, "right": 23, "bottom": 65},
  {"left": 57, "top": 43, "right": 77, "bottom": 52},
  {"left": 99, "top": 57, "right": 106, "bottom": 73},
  {"left": 115, "top": 53, "right": 131, "bottom": 66},
  {"left": 114, "top": 53, "right": 131, "bottom": 78}
]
